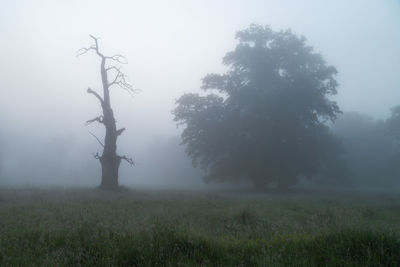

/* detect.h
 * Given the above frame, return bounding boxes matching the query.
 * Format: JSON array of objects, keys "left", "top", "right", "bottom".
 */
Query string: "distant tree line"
[{"left": 331, "top": 110, "right": 400, "bottom": 188}]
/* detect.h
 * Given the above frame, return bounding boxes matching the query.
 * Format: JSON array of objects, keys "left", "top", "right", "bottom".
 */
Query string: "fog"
[{"left": 0, "top": 0, "right": 399, "bottom": 189}]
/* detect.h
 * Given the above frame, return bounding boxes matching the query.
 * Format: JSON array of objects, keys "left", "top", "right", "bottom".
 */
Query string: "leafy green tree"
[{"left": 173, "top": 24, "right": 342, "bottom": 190}]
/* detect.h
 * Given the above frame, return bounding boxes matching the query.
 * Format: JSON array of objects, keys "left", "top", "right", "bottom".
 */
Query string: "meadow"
[{"left": 0, "top": 187, "right": 399, "bottom": 266}]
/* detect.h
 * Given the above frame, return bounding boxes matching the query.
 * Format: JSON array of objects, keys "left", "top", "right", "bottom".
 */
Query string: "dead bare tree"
[{"left": 78, "top": 35, "right": 136, "bottom": 190}]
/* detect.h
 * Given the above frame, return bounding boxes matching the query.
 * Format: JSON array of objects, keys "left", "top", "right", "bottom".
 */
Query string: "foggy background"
[{"left": 0, "top": 0, "right": 399, "bottom": 188}]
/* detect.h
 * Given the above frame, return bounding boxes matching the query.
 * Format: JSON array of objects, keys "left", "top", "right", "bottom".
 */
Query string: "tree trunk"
[
  {"left": 100, "top": 154, "right": 120, "bottom": 190},
  {"left": 99, "top": 107, "right": 120, "bottom": 190}
]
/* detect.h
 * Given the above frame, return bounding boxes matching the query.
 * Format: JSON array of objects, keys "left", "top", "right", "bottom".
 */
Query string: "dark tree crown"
[{"left": 174, "top": 24, "right": 343, "bottom": 188}]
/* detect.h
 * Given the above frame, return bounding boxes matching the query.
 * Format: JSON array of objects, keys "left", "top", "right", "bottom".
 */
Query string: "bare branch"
[
  {"left": 106, "top": 66, "right": 121, "bottom": 72},
  {"left": 85, "top": 116, "right": 104, "bottom": 126},
  {"left": 93, "top": 152, "right": 102, "bottom": 160},
  {"left": 88, "top": 131, "right": 104, "bottom": 148},
  {"left": 119, "top": 155, "right": 134, "bottom": 166},
  {"left": 76, "top": 45, "right": 96, "bottom": 57},
  {"left": 89, "top": 35, "right": 99, "bottom": 45},
  {"left": 89, "top": 35, "right": 106, "bottom": 59},
  {"left": 79, "top": 36, "right": 138, "bottom": 97},
  {"left": 87, "top": 87, "right": 104, "bottom": 104},
  {"left": 108, "top": 68, "right": 123, "bottom": 87},
  {"left": 77, "top": 35, "right": 105, "bottom": 58},
  {"left": 116, "top": 128, "right": 125, "bottom": 136},
  {"left": 108, "top": 72, "right": 139, "bottom": 97},
  {"left": 105, "top": 54, "right": 128, "bottom": 64},
  {"left": 106, "top": 66, "right": 140, "bottom": 97}
]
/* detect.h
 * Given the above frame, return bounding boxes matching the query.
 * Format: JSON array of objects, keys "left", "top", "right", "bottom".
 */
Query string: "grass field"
[{"left": 0, "top": 187, "right": 399, "bottom": 266}]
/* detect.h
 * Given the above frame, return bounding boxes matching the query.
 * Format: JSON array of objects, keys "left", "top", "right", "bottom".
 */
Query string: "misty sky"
[{"left": 0, "top": 0, "right": 399, "bottom": 185}]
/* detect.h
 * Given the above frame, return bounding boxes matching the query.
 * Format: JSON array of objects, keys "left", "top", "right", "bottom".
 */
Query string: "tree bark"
[
  {"left": 99, "top": 107, "right": 120, "bottom": 190},
  {"left": 100, "top": 154, "right": 120, "bottom": 190},
  {"left": 100, "top": 61, "right": 119, "bottom": 190}
]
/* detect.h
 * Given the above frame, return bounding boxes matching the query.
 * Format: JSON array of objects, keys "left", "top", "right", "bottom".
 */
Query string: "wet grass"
[{"left": 0, "top": 187, "right": 399, "bottom": 266}]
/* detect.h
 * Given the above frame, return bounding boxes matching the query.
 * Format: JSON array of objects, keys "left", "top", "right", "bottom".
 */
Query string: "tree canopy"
[{"left": 173, "top": 24, "right": 343, "bottom": 189}]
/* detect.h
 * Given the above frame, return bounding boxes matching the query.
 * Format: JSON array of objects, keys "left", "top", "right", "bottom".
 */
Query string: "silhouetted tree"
[
  {"left": 173, "top": 24, "right": 342, "bottom": 190},
  {"left": 78, "top": 35, "right": 135, "bottom": 190}
]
